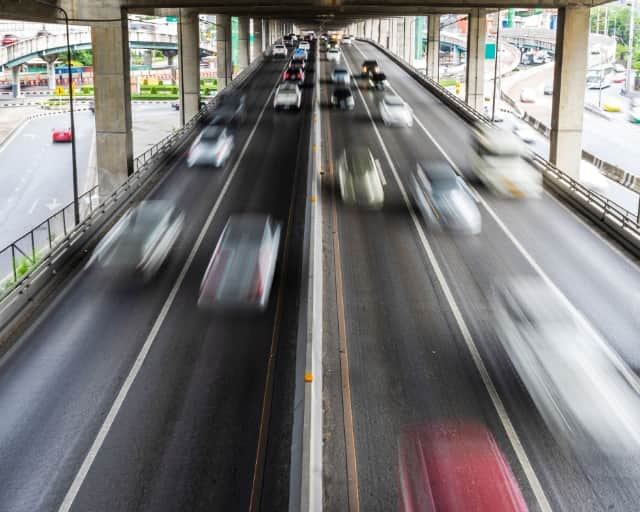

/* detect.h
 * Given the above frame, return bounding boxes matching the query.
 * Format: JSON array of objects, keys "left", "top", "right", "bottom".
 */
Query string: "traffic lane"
[
  {"left": 322, "top": 56, "right": 546, "bottom": 511},
  {"left": 0, "top": 111, "right": 93, "bottom": 248},
  {"left": 345, "top": 46, "right": 640, "bottom": 508},
  {"left": 350, "top": 41, "right": 640, "bottom": 367},
  {"left": 67, "top": 62, "right": 310, "bottom": 511},
  {"left": 0, "top": 59, "right": 288, "bottom": 512}
]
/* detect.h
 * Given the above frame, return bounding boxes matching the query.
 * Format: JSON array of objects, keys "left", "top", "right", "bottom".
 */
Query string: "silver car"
[
  {"left": 411, "top": 160, "right": 481, "bottom": 234},
  {"left": 379, "top": 94, "right": 413, "bottom": 127},
  {"left": 330, "top": 67, "right": 351, "bottom": 85},
  {"left": 90, "top": 200, "right": 184, "bottom": 280},
  {"left": 337, "top": 147, "right": 384, "bottom": 209},
  {"left": 187, "top": 125, "right": 234, "bottom": 168},
  {"left": 198, "top": 215, "right": 281, "bottom": 311}
]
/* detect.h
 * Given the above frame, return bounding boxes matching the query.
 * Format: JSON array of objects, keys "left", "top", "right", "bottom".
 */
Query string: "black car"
[
  {"left": 361, "top": 60, "right": 380, "bottom": 78},
  {"left": 369, "top": 72, "right": 387, "bottom": 91},
  {"left": 209, "top": 92, "right": 247, "bottom": 125},
  {"left": 330, "top": 87, "right": 355, "bottom": 110}
]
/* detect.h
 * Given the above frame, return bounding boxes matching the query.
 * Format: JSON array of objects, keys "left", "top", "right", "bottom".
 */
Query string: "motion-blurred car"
[
  {"left": 330, "top": 67, "right": 351, "bottom": 85},
  {"left": 411, "top": 160, "right": 481, "bottom": 235},
  {"left": 543, "top": 82, "right": 554, "bottom": 95},
  {"left": 337, "top": 147, "right": 384, "bottom": 209},
  {"left": 283, "top": 35, "right": 294, "bottom": 47},
  {"left": 327, "top": 47, "right": 341, "bottom": 62},
  {"left": 493, "top": 277, "right": 640, "bottom": 458},
  {"left": 330, "top": 87, "right": 355, "bottom": 110},
  {"left": 52, "top": 128, "right": 72, "bottom": 143},
  {"left": 284, "top": 66, "right": 305, "bottom": 86},
  {"left": 273, "top": 82, "right": 302, "bottom": 110},
  {"left": 36, "top": 29, "right": 51, "bottom": 38},
  {"left": 88, "top": 100, "right": 95, "bottom": 113},
  {"left": 519, "top": 88, "right": 537, "bottom": 103},
  {"left": 630, "top": 106, "right": 640, "bottom": 123},
  {"left": 209, "top": 92, "right": 247, "bottom": 125},
  {"left": 171, "top": 101, "right": 180, "bottom": 110},
  {"left": 298, "top": 40, "right": 310, "bottom": 51},
  {"left": 399, "top": 422, "right": 528, "bottom": 512},
  {"left": 369, "top": 72, "right": 388, "bottom": 91},
  {"left": 198, "top": 214, "right": 281, "bottom": 311},
  {"left": 90, "top": 200, "right": 184, "bottom": 280},
  {"left": 290, "top": 57, "right": 306, "bottom": 71},
  {"left": 187, "top": 125, "right": 234, "bottom": 167},
  {"left": 342, "top": 35, "right": 353, "bottom": 45},
  {"left": 512, "top": 125, "right": 537, "bottom": 143},
  {"left": 1, "top": 34, "right": 18, "bottom": 46},
  {"left": 602, "top": 97, "right": 622, "bottom": 112},
  {"left": 361, "top": 59, "right": 380, "bottom": 78},
  {"left": 483, "top": 105, "right": 504, "bottom": 122},
  {"left": 470, "top": 124, "right": 542, "bottom": 199},
  {"left": 379, "top": 94, "right": 413, "bottom": 127},
  {"left": 292, "top": 47, "right": 308, "bottom": 61},
  {"left": 272, "top": 44, "right": 287, "bottom": 57}
]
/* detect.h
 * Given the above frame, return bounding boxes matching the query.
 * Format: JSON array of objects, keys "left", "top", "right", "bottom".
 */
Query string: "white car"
[
  {"left": 330, "top": 67, "right": 351, "bottom": 85},
  {"left": 272, "top": 44, "right": 287, "bottom": 58},
  {"left": 519, "top": 87, "right": 537, "bottom": 103},
  {"left": 198, "top": 215, "right": 281, "bottom": 311},
  {"left": 379, "top": 94, "right": 413, "bottom": 127},
  {"left": 512, "top": 125, "right": 537, "bottom": 144},
  {"left": 493, "top": 277, "right": 640, "bottom": 458},
  {"left": 187, "top": 125, "right": 234, "bottom": 167},
  {"left": 342, "top": 35, "right": 353, "bottom": 45},
  {"left": 273, "top": 82, "right": 302, "bottom": 110},
  {"left": 337, "top": 147, "right": 384, "bottom": 209},
  {"left": 298, "top": 40, "right": 310, "bottom": 51},
  {"left": 327, "top": 47, "right": 341, "bottom": 63},
  {"left": 90, "top": 200, "right": 184, "bottom": 281}
]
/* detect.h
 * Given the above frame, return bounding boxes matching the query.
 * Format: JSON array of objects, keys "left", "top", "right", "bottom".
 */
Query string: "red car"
[
  {"left": 398, "top": 422, "right": 528, "bottom": 512},
  {"left": 52, "top": 128, "right": 72, "bottom": 143},
  {"left": 2, "top": 34, "right": 18, "bottom": 46}
]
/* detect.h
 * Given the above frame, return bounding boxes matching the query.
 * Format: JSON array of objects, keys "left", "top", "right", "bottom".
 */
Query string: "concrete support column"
[
  {"left": 550, "top": 7, "right": 590, "bottom": 178},
  {"left": 402, "top": 16, "right": 414, "bottom": 63},
  {"left": 178, "top": 9, "right": 200, "bottom": 125},
  {"left": 143, "top": 49, "right": 153, "bottom": 68},
  {"left": 216, "top": 14, "right": 232, "bottom": 89},
  {"left": 11, "top": 66, "right": 21, "bottom": 98},
  {"left": 466, "top": 9, "right": 487, "bottom": 110},
  {"left": 251, "top": 18, "right": 261, "bottom": 61},
  {"left": 379, "top": 19, "right": 390, "bottom": 48},
  {"left": 47, "top": 62, "right": 56, "bottom": 90},
  {"left": 91, "top": 19, "right": 133, "bottom": 195},
  {"left": 237, "top": 16, "right": 250, "bottom": 70},
  {"left": 426, "top": 15, "right": 440, "bottom": 81},
  {"left": 364, "top": 19, "right": 372, "bottom": 39}
]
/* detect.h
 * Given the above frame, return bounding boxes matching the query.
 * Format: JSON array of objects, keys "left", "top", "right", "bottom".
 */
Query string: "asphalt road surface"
[
  {"left": 321, "top": 40, "right": 640, "bottom": 512},
  {"left": 0, "top": 52, "right": 309, "bottom": 512}
]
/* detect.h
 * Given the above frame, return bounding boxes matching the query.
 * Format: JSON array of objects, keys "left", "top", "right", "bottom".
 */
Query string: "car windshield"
[
  {"left": 364, "top": 61, "right": 377, "bottom": 68},
  {"left": 201, "top": 126, "right": 223, "bottom": 141},
  {"left": 384, "top": 95, "right": 404, "bottom": 107},
  {"left": 346, "top": 150, "right": 373, "bottom": 176}
]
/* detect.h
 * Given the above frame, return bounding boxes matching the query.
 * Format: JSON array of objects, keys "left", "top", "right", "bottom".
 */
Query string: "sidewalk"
[{"left": 0, "top": 106, "right": 43, "bottom": 146}]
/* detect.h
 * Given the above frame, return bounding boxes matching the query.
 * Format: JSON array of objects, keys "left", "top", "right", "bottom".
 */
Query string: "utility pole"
[{"left": 626, "top": 0, "right": 636, "bottom": 94}]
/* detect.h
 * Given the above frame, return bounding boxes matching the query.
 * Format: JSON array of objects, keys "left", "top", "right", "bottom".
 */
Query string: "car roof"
[
  {"left": 383, "top": 94, "right": 404, "bottom": 106},
  {"left": 363, "top": 59, "right": 378, "bottom": 65},
  {"left": 343, "top": 148, "right": 374, "bottom": 175},
  {"left": 418, "top": 161, "right": 458, "bottom": 187},
  {"left": 333, "top": 87, "right": 352, "bottom": 97},
  {"left": 223, "top": 214, "right": 270, "bottom": 241},
  {"left": 279, "top": 82, "right": 299, "bottom": 90},
  {"left": 201, "top": 125, "right": 224, "bottom": 139}
]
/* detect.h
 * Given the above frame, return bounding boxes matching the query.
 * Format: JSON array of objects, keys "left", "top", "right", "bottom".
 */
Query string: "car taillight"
[
  {"left": 251, "top": 269, "right": 264, "bottom": 300},
  {"left": 284, "top": 72, "right": 290, "bottom": 79}
]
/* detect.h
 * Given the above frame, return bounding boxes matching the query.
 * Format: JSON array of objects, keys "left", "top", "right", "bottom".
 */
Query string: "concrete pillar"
[
  {"left": 426, "top": 15, "right": 440, "bottom": 81},
  {"left": 91, "top": 19, "right": 133, "bottom": 195},
  {"left": 11, "top": 66, "right": 21, "bottom": 98},
  {"left": 379, "top": 18, "right": 390, "bottom": 48},
  {"left": 466, "top": 9, "right": 487, "bottom": 111},
  {"left": 364, "top": 19, "right": 372, "bottom": 39},
  {"left": 262, "top": 19, "right": 269, "bottom": 51},
  {"left": 251, "top": 18, "right": 261, "bottom": 61},
  {"left": 41, "top": 54, "right": 58, "bottom": 90},
  {"left": 217, "top": 15, "right": 232, "bottom": 89},
  {"left": 237, "top": 16, "right": 250, "bottom": 70},
  {"left": 143, "top": 49, "right": 153, "bottom": 68},
  {"left": 402, "top": 16, "right": 414, "bottom": 63},
  {"left": 178, "top": 9, "right": 200, "bottom": 125},
  {"left": 550, "top": 7, "right": 590, "bottom": 178}
]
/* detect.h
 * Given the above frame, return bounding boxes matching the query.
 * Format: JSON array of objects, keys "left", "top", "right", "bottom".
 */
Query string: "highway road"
[
  {"left": 321, "top": 40, "right": 640, "bottom": 511},
  {"left": 0, "top": 103, "right": 180, "bottom": 249},
  {"left": 0, "top": 53, "right": 309, "bottom": 511}
]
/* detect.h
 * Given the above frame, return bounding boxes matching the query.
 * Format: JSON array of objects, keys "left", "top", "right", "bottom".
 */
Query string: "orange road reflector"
[{"left": 304, "top": 372, "right": 313, "bottom": 382}]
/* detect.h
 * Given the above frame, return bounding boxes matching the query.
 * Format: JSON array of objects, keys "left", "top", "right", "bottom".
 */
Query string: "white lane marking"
[
  {"left": 28, "top": 198, "right": 39, "bottom": 214},
  {"left": 57, "top": 70, "right": 286, "bottom": 512},
  {"left": 342, "top": 49, "right": 555, "bottom": 512},
  {"left": 374, "top": 158, "right": 386, "bottom": 186}
]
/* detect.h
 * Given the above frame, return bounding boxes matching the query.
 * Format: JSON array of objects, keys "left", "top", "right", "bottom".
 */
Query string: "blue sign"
[{"left": 55, "top": 66, "right": 84, "bottom": 75}]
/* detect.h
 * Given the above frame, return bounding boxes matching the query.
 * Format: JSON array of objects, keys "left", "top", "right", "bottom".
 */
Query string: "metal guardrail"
[
  {"left": 359, "top": 37, "right": 640, "bottom": 253},
  {"left": 0, "top": 51, "right": 266, "bottom": 313}
]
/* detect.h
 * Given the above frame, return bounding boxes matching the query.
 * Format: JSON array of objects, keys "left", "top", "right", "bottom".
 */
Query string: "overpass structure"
[{"left": 1, "top": 2, "right": 638, "bottom": 512}]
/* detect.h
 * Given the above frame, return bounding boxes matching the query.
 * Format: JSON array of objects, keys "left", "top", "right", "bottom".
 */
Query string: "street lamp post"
[
  {"left": 626, "top": 0, "right": 637, "bottom": 96},
  {"left": 491, "top": 9, "right": 502, "bottom": 122},
  {"left": 35, "top": 1, "right": 79, "bottom": 225}
]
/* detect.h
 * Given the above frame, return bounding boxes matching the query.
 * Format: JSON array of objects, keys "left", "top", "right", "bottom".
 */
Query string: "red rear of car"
[
  {"left": 2, "top": 34, "right": 18, "bottom": 46},
  {"left": 398, "top": 422, "right": 528, "bottom": 512},
  {"left": 52, "top": 128, "right": 72, "bottom": 143}
]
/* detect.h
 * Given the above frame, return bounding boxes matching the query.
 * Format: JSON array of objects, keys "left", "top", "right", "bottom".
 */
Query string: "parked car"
[
  {"left": 379, "top": 94, "right": 412, "bottom": 127},
  {"left": 411, "top": 160, "right": 481, "bottom": 234},
  {"left": 361, "top": 59, "right": 380, "bottom": 77},
  {"left": 330, "top": 87, "right": 355, "bottom": 110},
  {"left": 198, "top": 214, "right": 281, "bottom": 311},
  {"left": 209, "top": 92, "right": 247, "bottom": 125},
  {"left": 399, "top": 422, "right": 528, "bottom": 512},
  {"left": 1, "top": 34, "right": 18, "bottom": 46},
  {"left": 272, "top": 43, "right": 288, "bottom": 58},
  {"left": 90, "top": 200, "right": 184, "bottom": 281},
  {"left": 273, "top": 82, "right": 302, "bottom": 110},
  {"left": 337, "top": 147, "right": 384, "bottom": 209},
  {"left": 52, "top": 128, "right": 72, "bottom": 143},
  {"left": 187, "top": 125, "right": 234, "bottom": 167}
]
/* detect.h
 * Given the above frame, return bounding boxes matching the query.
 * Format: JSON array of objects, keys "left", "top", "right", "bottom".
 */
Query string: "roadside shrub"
[{"left": 150, "top": 87, "right": 157, "bottom": 94}]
